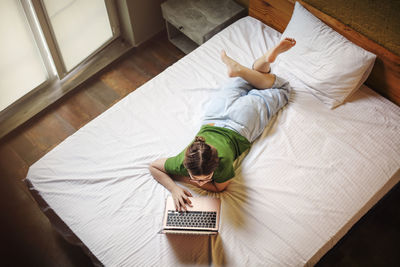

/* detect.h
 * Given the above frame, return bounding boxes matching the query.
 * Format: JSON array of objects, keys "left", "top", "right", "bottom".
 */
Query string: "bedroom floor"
[{"left": 0, "top": 31, "right": 399, "bottom": 267}]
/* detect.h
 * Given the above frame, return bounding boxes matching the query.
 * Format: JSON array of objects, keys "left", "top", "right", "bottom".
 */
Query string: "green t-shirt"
[{"left": 164, "top": 125, "right": 251, "bottom": 183}]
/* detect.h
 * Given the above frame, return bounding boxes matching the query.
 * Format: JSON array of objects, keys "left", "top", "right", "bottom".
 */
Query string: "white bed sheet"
[{"left": 26, "top": 17, "right": 400, "bottom": 266}]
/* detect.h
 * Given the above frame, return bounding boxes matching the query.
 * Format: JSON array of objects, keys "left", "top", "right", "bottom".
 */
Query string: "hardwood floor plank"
[
  {"left": 84, "top": 80, "right": 120, "bottom": 108},
  {"left": 3, "top": 132, "right": 43, "bottom": 167},
  {"left": 115, "top": 60, "right": 150, "bottom": 89},
  {"left": 125, "top": 49, "right": 164, "bottom": 78},
  {"left": 0, "top": 142, "right": 28, "bottom": 179},
  {"left": 149, "top": 40, "right": 185, "bottom": 67},
  {"left": 99, "top": 68, "right": 139, "bottom": 98},
  {"left": 53, "top": 93, "right": 92, "bottom": 131},
  {"left": 137, "top": 46, "right": 171, "bottom": 72},
  {"left": 54, "top": 85, "right": 108, "bottom": 131},
  {"left": 24, "top": 109, "right": 75, "bottom": 156}
]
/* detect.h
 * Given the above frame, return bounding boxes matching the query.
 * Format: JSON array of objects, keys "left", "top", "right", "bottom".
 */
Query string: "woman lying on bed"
[{"left": 149, "top": 38, "right": 296, "bottom": 211}]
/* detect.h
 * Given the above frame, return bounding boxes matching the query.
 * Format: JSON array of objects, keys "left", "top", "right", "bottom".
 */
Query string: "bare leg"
[
  {"left": 252, "top": 38, "right": 296, "bottom": 73},
  {"left": 221, "top": 51, "right": 276, "bottom": 89},
  {"left": 221, "top": 38, "right": 296, "bottom": 89}
]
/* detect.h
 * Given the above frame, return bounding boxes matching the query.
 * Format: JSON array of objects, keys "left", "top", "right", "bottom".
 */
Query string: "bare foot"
[
  {"left": 265, "top": 38, "right": 296, "bottom": 63},
  {"left": 221, "top": 50, "right": 242, "bottom": 77}
]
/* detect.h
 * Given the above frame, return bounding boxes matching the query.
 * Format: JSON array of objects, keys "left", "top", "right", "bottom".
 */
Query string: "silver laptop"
[{"left": 161, "top": 196, "right": 221, "bottom": 235}]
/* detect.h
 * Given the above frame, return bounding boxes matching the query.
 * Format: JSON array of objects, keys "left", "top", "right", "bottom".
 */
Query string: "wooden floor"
[{"left": 0, "top": 31, "right": 399, "bottom": 266}]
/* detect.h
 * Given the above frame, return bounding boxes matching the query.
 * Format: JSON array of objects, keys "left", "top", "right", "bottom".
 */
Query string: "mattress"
[{"left": 26, "top": 17, "right": 400, "bottom": 266}]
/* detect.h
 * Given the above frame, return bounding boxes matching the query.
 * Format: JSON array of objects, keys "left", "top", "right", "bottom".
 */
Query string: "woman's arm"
[
  {"left": 149, "top": 158, "right": 193, "bottom": 211},
  {"left": 149, "top": 158, "right": 231, "bottom": 210}
]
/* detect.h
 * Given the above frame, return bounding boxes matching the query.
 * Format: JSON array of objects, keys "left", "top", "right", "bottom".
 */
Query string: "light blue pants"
[{"left": 202, "top": 75, "right": 290, "bottom": 142}]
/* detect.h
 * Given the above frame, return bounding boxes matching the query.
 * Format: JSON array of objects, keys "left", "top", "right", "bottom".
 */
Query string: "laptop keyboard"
[{"left": 166, "top": 210, "right": 217, "bottom": 228}]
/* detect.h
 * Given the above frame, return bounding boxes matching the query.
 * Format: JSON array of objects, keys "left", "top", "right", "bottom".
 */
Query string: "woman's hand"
[
  {"left": 171, "top": 185, "right": 193, "bottom": 211},
  {"left": 148, "top": 159, "right": 194, "bottom": 211}
]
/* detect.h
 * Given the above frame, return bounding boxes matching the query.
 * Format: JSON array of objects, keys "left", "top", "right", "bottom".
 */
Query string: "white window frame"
[{"left": 30, "top": 0, "right": 121, "bottom": 79}]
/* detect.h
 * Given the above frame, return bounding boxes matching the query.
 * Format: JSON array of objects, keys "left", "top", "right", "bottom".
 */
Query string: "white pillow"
[{"left": 276, "top": 1, "right": 376, "bottom": 108}]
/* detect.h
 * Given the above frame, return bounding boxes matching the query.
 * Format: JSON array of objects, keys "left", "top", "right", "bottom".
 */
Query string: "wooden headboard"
[{"left": 249, "top": 0, "right": 400, "bottom": 106}]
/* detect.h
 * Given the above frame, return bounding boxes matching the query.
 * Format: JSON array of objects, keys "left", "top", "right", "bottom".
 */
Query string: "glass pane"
[
  {"left": 43, "top": 0, "right": 113, "bottom": 71},
  {"left": 0, "top": 0, "right": 48, "bottom": 112}
]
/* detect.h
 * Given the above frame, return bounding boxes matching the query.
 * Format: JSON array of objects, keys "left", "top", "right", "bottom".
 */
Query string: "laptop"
[{"left": 161, "top": 196, "right": 221, "bottom": 235}]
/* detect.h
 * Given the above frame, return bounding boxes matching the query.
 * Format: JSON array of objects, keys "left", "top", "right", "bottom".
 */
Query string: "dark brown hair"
[{"left": 183, "top": 136, "right": 219, "bottom": 176}]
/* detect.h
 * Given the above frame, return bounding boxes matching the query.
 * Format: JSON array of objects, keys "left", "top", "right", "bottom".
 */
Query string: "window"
[
  {"left": 0, "top": 0, "right": 119, "bottom": 112},
  {"left": 0, "top": 0, "right": 48, "bottom": 112},
  {"left": 41, "top": 0, "right": 116, "bottom": 72}
]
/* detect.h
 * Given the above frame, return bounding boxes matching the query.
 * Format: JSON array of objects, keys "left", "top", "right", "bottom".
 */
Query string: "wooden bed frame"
[{"left": 249, "top": 0, "right": 400, "bottom": 106}]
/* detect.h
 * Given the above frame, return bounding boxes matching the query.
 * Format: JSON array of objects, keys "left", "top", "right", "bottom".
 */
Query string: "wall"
[
  {"left": 117, "top": 0, "right": 165, "bottom": 46},
  {"left": 238, "top": 0, "right": 400, "bottom": 56}
]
